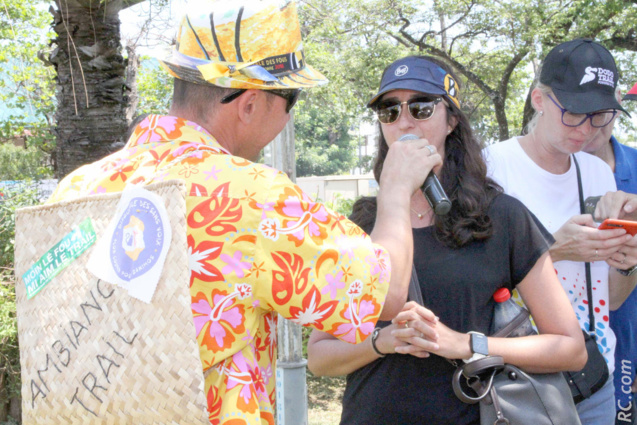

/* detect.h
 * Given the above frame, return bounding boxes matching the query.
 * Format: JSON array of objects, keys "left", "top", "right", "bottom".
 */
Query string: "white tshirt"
[{"left": 484, "top": 137, "right": 617, "bottom": 374}]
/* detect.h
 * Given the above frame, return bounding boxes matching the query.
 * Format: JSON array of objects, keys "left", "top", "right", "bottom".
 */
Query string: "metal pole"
[{"left": 265, "top": 116, "right": 308, "bottom": 425}]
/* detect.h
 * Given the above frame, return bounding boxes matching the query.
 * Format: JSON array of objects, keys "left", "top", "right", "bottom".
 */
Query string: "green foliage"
[
  {"left": 0, "top": 188, "right": 41, "bottom": 408},
  {"left": 299, "top": 0, "right": 637, "bottom": 144},
  {"left": 0, "top": 0, "right": 56, "bottom": 168},
  {"left": 323, "top": 193, "right": 357, "bottom": 217},
  {"left": 0, "top": 268, "right": 20, "bottom": 404},
  {"left": 296, "top": 0, "right": 410, "bottom": 176},
  {"left": 136, "top": 58, "right": 172, "bottom": 115},
  {"left": 0, "top": 143, "right": 53, "bottom": 181}
]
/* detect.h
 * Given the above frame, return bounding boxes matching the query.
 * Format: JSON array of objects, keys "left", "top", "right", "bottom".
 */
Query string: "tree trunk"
[
  {"left": 125, "top": 44, "right": 140, "bottom": 125},
  {"left": 9, "top": 395, "right": 21, "bottom": 424},
  {"left": 49, "top": 0, "right": 131, "bottom": 179}
]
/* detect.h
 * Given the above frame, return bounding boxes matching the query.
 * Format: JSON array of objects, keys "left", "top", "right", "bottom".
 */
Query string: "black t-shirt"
[{"left": 339, "top": 194, "right": 553, "bottom": 425}]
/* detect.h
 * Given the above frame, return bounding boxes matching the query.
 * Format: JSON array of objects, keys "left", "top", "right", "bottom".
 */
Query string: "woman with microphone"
[{"left": 307, "top": 55, "right": 585, "bottom": 424}]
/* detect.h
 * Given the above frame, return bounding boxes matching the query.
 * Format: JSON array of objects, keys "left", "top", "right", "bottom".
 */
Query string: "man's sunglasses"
[
  {"left": 374, "top": 97, "right": 443, "bottom": 124},
  {"left": 221, "top": 88, "right": 302, "bottom": 113}
]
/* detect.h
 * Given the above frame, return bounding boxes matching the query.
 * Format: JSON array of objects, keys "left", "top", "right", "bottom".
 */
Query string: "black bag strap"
[
  {"left": 408, "top": 264, "right": 425, "bottom": 305},
  {"left": 573, "top": 155, "right": 596, "bottom": 337}
]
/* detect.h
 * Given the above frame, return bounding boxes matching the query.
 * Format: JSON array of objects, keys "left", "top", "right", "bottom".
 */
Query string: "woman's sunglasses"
[
  {"left": 221, "top": 88, "right": 302, "bottom": 113},
  {"left": 375, "top": 97, "right": 443, "bottom": 124}
]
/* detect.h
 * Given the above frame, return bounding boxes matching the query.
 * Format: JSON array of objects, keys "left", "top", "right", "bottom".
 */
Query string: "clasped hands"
[{"left": 373, "top": 301, "right": 471, "bottom": 360}]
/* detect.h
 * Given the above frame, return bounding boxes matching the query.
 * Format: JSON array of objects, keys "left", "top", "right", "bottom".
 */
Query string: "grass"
[{"left": 307, "top": 372, "right": 346, "bottom": 425}]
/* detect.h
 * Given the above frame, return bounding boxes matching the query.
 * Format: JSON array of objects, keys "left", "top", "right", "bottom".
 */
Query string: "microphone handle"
[
  {"left": 396, "top": 133, "right": 451, "bottom": 216},
  {"left": 423, "top": 172, "right": 451, "bottom": 216}
]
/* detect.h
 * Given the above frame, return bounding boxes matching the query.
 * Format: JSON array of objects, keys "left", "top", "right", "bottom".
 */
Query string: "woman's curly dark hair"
[{"left": 353, "top": 55, "right": 501, "bottom": 248}]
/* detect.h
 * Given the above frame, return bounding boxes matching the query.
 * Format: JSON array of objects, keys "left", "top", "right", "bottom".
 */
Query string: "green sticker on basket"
[{"left": 22, "top": 217, "right": 97, "bottom": 299}]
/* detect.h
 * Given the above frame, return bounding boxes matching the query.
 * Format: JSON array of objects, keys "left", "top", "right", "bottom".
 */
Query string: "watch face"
[{"left": 471, "top": 333, "right": 489, "bottom": 356}]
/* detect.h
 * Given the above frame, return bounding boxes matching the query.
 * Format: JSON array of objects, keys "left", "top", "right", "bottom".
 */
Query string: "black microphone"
[{"left": 398, "top": 134, "right": 451, "bottom": 216}]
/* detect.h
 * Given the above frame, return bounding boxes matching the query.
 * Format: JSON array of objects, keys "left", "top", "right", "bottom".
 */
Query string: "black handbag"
[{"left": 563, "top": 155, "right": 610, "bottom": 404}]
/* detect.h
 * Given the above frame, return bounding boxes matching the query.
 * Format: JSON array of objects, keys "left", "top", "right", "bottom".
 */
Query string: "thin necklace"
[{"left": 410, "top": 207, "right": 430, "bottom": 220}]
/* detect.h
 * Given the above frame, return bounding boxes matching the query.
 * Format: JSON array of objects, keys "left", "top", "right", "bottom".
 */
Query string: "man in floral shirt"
[{"left": 48, "top": 1, "right": 437, "bottom": 423}]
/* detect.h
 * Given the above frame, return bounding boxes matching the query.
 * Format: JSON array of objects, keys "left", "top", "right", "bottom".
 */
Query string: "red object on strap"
[{"left": 624, "top": 82, "right": 637, "bottom": 101}]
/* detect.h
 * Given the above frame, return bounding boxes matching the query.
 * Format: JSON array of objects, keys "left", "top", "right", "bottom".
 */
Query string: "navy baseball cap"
[
  {"left": 367, "top": 56, "right": 460, "bottom": 109},
  {"left": 540, "top": 39, "right": 628, "bottom": 115}
]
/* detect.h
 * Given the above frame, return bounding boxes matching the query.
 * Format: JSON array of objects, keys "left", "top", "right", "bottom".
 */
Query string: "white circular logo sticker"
[{"left": 395, "top": 65, "right": 409, "bottom": 77}]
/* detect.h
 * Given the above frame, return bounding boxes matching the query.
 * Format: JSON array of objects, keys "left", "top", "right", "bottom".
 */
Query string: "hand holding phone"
[{"left": 598, "top": 219, "right": 637, "bottom": 236}]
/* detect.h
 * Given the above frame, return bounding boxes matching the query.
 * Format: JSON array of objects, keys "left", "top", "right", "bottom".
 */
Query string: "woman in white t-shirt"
[{"left": 484, "top": 39, "right": 637, "bottom": 425}]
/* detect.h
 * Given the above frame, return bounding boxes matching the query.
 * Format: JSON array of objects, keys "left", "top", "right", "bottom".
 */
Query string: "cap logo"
[
  {"left": 395, "top": 65, "right": 409, "bottom": 77},
  {"left": 580, "top": 66, "right": 614, "bottom": 87},
  {"left": 444, "top": 74, "right": 460, "bottom": 108}
]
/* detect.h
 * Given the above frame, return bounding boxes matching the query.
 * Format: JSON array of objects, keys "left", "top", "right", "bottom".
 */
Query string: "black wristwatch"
[
  {"left": 464, "top": 331, "right": 488, "bottom": 363},
  {"left": 617, "top": 264, "right": 637, "bottom": 277}
]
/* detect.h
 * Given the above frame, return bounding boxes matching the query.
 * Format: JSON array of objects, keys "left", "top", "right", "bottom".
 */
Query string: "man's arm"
[{"left": 370, "top": 139, "right": 442, "bottom": 320}]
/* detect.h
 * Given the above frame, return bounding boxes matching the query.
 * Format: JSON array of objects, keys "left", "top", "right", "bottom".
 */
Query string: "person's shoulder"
[
  {"left": 488, "top": 192, "right": 527, "bottom": 214},
  {"left": 483, "top": 137, "right": 519, "bottom": 162},
  {"left": 612, "top": 137, "right": 637, "bottom": 158},
  {"left": 484, "top": 137, "right": 517, "bottom": 152}
]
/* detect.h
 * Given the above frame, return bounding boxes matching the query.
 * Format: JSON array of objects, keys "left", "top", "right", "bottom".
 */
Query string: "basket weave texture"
[{"left": 14, "top": 181, "right": 208, "bottom": 425}]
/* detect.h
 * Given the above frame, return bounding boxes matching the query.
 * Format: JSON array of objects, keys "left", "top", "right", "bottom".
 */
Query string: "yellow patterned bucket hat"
[{"left": 157, "top": 0, "right": 328, "bottom": 90}]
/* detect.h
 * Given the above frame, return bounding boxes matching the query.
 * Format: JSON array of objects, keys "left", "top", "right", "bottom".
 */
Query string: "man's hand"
[
  {"left": 380, "top": 138, "right": 442, "bottom": 197},
  {"left": 550, "top": 214, "right": 631, "bottom": 263}
]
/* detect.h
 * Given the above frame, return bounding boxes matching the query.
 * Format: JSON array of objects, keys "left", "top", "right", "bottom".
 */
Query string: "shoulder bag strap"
[
  {"left": 408, "top": 264, "right": 425, "bottom": 305},
  {"left": 573, "top": 154, "right": 596, "bottom": 337}
]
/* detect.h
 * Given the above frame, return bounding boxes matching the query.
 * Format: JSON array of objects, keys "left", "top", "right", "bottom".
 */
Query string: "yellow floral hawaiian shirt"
[{"left": 48, "top": 115, "right": 391, "bottom": 425}]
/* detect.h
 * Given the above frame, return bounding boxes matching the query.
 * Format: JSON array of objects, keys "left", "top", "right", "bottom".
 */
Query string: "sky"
[{"left": 119, "top": 0, "right": 186, "bottom": 57}]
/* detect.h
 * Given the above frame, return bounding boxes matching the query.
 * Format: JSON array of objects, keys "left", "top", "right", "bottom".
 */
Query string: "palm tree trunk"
[{"left": 49, "top": 0, "right": 131, "bottom": 179}]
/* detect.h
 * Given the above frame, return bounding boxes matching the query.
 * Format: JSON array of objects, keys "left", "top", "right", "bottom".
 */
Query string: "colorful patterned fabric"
[
  {"left": 157, "top": 0, "right": 328, "bottom": 89},
  {"left": 48, "top": 115, "right": 390, "bottom": 424}
]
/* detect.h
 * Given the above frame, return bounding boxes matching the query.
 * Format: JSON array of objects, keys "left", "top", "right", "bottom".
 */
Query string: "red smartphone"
[{"left": 598, "top": 219, "right": 637, "bottom": 236}]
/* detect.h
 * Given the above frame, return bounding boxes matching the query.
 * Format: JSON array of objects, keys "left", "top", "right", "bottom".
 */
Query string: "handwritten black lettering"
[
  {"left": 52, "top": 340, "right": 71, "bottom": 367},
  {"left": 97, "top": 354, "right": 120, "bottom": 384},
  {"left": 106, "top": 341, "right": 124, "bottom": 358},
  {"left": 30, "top": 379, "right": 47, "bottom": 408},
  {"left": 80, "top": 290, "right": 103, "bottom": 325},
  {"left": 114, "top": 330, "right": 138, "bottom": 346},
  {"left": 70, "top": 320, "right": 88, "bottom": 345},
  {"left": 70, "top": 387, "right": 98, "bottom": 417},
  {"left": 63, "top": 329, "right": 77, "bottom": 349},
  {"left": 36, "top": 353, "right": 62, "bottom": 393},
  {"left": 82, "top": 372, "right": 107, "bottom": 403},
  {"left": 96, "top": 279, "right": 114, "bottom": 299}
]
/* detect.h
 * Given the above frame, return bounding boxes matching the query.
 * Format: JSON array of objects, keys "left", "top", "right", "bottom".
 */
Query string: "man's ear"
[
  {"left": 530, "top": 87, "right": 544, "bottom": 114},
  {"left": 235, "top": 89, "right": 261, "bottom": 124}
]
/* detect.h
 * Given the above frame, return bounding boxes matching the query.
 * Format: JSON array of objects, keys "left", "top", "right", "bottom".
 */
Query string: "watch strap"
[
  {"left": 371, "top": 327, "right": 386, "bottom": 357},
  {"left": 617, "top": 264, "right": 637, "bottom": 276}
]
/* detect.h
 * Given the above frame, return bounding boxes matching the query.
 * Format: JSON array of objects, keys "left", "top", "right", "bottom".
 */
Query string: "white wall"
[{"left": 296, "top": 174, "right": 378, "bottom": 203}]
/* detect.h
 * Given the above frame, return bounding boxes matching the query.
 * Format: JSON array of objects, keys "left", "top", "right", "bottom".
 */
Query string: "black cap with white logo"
[{"left": 540, "top": 39, "right": 628, "bottom": 115}]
